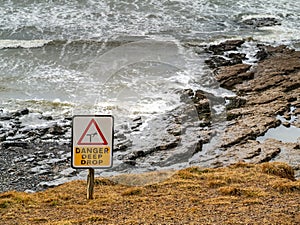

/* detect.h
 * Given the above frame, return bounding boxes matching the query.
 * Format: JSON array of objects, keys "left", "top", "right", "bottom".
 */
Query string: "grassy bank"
[{"left": 1, "top": 162, "right": 300, "bottom": 224}]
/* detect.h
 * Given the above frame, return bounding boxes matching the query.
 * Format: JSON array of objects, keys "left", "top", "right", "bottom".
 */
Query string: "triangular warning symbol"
[{"left": 77, "top": 119, "right": 108, "bottom": 145}]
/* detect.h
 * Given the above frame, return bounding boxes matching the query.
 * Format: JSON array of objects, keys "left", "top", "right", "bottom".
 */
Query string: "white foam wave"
[
  {"left": 0, "top": 40, "right": 51, "bottom": 49},
  {"left": 0, "top": 0, "right": 298, "bottom": 43}
]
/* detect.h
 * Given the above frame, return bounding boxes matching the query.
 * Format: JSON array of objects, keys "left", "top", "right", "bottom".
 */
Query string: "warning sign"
[
  {"left": 72, "top": 115, "right": 114, "bottom": 169},
  {"left": 77, "top": 119, "right": 108, "bottom": 145}
]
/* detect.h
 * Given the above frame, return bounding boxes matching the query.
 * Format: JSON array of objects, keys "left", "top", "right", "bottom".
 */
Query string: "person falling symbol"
[{"left": 86, "top": 132, "right": 98, "bottom": 143}]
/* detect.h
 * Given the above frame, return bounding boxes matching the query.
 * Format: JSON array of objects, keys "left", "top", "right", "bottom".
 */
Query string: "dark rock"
[
  {"left": 283, "top": 81, "right": 300, "bottom": 92},
  {"left": 255, "top": 44, "right": 295, "bottom": 62},
  {"left": 226, "top": 96, "right": 247, "bottom": 110},
  {"left": 179, "top": 89, "right": 211, "bottom": 122},
  {"left": 133, "top": 116, "right": 142, "bottom": 122},
  {"left": 42, "top": 115, "right": 53, "bottom": 121},
  {"left": 7, "top": 129, "right": 17, "bottom": 137},
  {"left": 13, "top": 109, "right": 29, "bottom": 117},
  {"left": 287, "top": 96, "right": 297, "bottom": 102},
  {"left": 205, "top": 53, "right": 246, "bottom": 69},
  {"left": 242, "top": 17, "right": 281, "bottom": 28},
  {"left": 194, "top": 90, "right": 207, "bottom": 101},
  {"left": 131, "top": 118, "right": 143, "bottom": 130},
  {"left": 0, "top": 114, "right": 13, "bottom": 121},
  {"left": 124, "top": 160, "right": 136, "bottom": 166},
  {"left": 255, "top": 48, "right": 269, "bottom": 61},
  {"left": 115, "top": 138, "right": 133, "bottom": 151},
  {"left": 48, "top": 124, "right": 65, "bottom": 135},
  {"left": 13, "top": 120, "right": 22, "bottom": 128},
  {"left": 258, "top": 148, "right": 281, "bottom": 163},
  {"left": 207, "top": 40, "right": 245, "bottom": 55},
  {"left": 0, "top": 133, "right": 6, "bottom": 142},
  {"left": 179, "top": 89, "right": 194, "bottom": 102},
  {"left": 228, "top": 53, "right": 247, "bottom": 61},
  {"left": 126, "top": 150, "right": 147, "bottom": 160},
  {"left": 192, "top": 90, "right": 211, "bottom": 118},
  {"left": 226, "top": 112, "right": 241, "bottom": 121},
  {"left": 205, "top": 56, "right": 232, "bottom": 68},
  {"left": 20, "top": 108, "right": 29, "bottom": 115},
  {"left": 1, "top": 141, "right": 28, "bottom": 149}
]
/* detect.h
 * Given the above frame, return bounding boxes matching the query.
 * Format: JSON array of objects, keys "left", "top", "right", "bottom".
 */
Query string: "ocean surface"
[{"left": 0, "top": 0, "right": 299, "bottom": 142}]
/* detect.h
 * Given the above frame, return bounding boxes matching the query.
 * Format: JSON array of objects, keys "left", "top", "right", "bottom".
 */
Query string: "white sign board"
[{"left": 72, "top": 115, "right": 114, "bottom": 169}]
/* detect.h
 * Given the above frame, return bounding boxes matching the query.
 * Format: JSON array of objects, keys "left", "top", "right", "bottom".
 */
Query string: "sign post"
[
  {"left": 87, "top": 168, "right": 95, "bottom": 199},
  {"left": 72, "top": 115, "right": 114, "bottom": 199}
]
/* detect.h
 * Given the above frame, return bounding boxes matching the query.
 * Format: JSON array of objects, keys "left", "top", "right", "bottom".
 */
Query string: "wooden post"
[{"left": 87, "top": 168, "right": 95, "bottom": 200}]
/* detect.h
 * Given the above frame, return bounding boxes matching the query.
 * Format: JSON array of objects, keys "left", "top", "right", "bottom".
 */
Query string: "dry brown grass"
[{"left": 1, "top": 162, "right": 300, "bottom": 224}]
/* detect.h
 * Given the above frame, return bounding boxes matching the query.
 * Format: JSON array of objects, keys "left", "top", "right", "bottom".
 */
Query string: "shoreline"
[{"left": 0, "top": 39, "right": 299, "bottom": 193}]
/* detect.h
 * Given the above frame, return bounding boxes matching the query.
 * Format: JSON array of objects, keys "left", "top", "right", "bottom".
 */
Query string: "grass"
[{"left": 0, "top": 162, "right": 300, "bottom": 224}]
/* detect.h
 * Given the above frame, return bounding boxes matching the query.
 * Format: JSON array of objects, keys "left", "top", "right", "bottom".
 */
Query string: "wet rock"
[
  {"left": 228, "top": 52, "right": 247, "bottom": 62},
  {"left": 0, "top": 136, "right": 71, "bottom": 192},
  {"left": 0, "top": 133, "right": 6, "bottom": 142},
  {"left": 0, "top": 113, "right": 13, "bottom": 121},
  {"left": 225, "top": 96, "right": 247, "bottom": 110},
  {"left": 7, "top": 129, "right": 17, "bottom": 137},
  {"left": 111, "top": 101, "right": 212, "bottom": 171},
  {"left": 13, "top": 108, "right": 29, "bottom": 117},
  {"left": 42, "top": 115, "right": 53, "bottom": 121},
  {"left": 214, "top": 64, "right": 253, "bottom": 89},
  {"left": 242, "top": 17, "right": 281, "bottom": 28},
  {"left": 130, "top": 117, "right": 143, "bottom": 130},
  {"left": 206, "top": 40, "right": 245, "bottom": 55},
  {"left": 179, "top": 89, "right": 194, "bottom": 102},
  {"left": 45, "top": 158, "right": 66, "bottom": 165},
  {"left": 114, "top": 133, "right": 133, "bottom": 151},
  {"left": 1, "top": 141, "right": 28, "bottom": 149},
  {"left": 255, "top": 47, "right": 269, "bottom": 61},
  {"left": 205, "top": 53, "right": 247, "bottom": 69},
  {"left": 179, "top": 89, "right": 212, "bottom": 125},
  {"left": 205, "top": 56, "right": 235, "bottom": 69},
  {"left": 190, "top": 90, "right": 211, "bottom": 121},
  {"left": 125, "top": 150, "right": 147, "bottom": 161},
  {"left": 133, "top": 116, "right": 142, "bottom": 122},
  {"left": 48, "top": 124, "right": 65, "bottom": 135}
]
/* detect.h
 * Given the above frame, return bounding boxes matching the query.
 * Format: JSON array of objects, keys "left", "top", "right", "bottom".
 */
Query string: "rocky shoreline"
[
  {"left": 197, "top": 41, "right": 300, "bottom": 173},
  {"left": 0, "top": 40, "right": 299, "bottom": 192}
]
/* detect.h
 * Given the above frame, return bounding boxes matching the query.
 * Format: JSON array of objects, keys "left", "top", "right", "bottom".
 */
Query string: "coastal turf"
[{"left": 1, "top": 162, "right": 299, "bottom": 224}]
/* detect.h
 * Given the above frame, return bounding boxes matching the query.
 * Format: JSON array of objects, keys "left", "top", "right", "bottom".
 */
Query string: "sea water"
[
  {"left": 0, "top": 0, "right": 299, "bottom": 144},
  {"left": 1, "top": 0, "right": 300, "bottom": 185}
]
